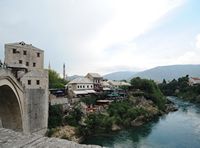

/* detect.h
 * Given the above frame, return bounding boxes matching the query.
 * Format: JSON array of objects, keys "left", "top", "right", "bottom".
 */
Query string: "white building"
[
  {"left": 67, "top": 77, "right": 96, "bottom": 98},
  {"left": 108, "top": 80, "right": 131, "bottom": 89},
  {"left": 189, "top": 77, "right": 200, "bottom": 86}
]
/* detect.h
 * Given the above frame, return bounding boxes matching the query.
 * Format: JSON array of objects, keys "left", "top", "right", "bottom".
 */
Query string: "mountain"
[
  {"left": 103, "top": 71, "right": 137, "bottom": 80},
  {"left": 131, "top": 64, "right": 200, "bottom": 82}
]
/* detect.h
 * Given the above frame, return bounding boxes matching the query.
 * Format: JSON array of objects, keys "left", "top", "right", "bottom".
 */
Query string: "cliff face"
[{"left": 0, "top": 128, "right": 103, "bottom": 148}]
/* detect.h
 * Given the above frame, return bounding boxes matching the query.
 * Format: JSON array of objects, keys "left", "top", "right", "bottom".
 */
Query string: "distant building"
[
  {"left": 108, "top": 80, "right": 131, "bottom": 89},
  {"left": 101, "top": 80, "right": 111, "bottom": 91},
  {"left": 67, "top": 77, "right": 96, "bottom": 98},
  {"left": 85, "top": 73, "right": 103, "bottom": 91},
  {"left": 189, "top": 77, "right": 200, "bottom": 86}
]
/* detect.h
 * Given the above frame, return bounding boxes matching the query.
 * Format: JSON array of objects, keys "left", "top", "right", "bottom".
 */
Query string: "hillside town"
[{"left": 1, "top": 41, "right": 200, "bottom": 147}]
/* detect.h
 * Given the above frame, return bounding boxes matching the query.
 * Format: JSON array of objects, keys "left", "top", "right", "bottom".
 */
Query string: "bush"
[
  {"left": 131, "top": 77, "right": 166, "bottom": 110},
  {"left": 48, "top": 105, "right": 63, "bottom": 129},
  {"left": 64, "top": 107, "right": 82, "bottom": 126}
]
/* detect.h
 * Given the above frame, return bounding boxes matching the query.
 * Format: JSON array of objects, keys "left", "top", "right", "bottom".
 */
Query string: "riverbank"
[
  {"left": 47, "top": 77, "right": 177, "bottom": 144},
  {"left": 82, "top": 97, "right": 200, "bottom": 147},
  {"left": 158, "top": 75, "right": 200, "bottom": 104},
  {"left": 47, "top": 96, "right": 177, "bottom": 144}
]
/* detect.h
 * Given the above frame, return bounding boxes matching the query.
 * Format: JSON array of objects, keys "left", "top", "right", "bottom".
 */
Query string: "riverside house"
[
  {"left": 85, "top": 73, "right": 103, "bottom": 91},
  {"left": 67, "top": 77, "right": 96, "bottom": 98}
]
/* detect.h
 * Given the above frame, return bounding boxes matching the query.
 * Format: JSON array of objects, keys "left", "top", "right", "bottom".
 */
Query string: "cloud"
[
  {"left": 0, "top": 0, "right": 185, "bottom": 75},
  {"left": 195, "top": 34, "right": 200, "bottom": 49}
]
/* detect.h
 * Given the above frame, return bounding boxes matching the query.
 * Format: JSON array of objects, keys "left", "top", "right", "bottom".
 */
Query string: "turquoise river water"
[{"left": 82, "top": 97, "right": 200, "bottom": 148}]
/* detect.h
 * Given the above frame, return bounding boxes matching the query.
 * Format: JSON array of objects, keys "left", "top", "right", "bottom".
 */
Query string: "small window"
[
  {"left": 23, "top": 50, "right": 27, "bottom": 55},
  {"left": 33, "top": 62, "right": 36, "bottom": 67},
  {"left": 19, "top": 60, "right": 22, "bottom": 64},
  {"left": 36, "top": 80, "right": 40, "bottom": 85},
  {"left": 28, "top": 80, "right": 31, "bottom": 85},
  {"left": 87, "top": 85, "right": 89, "bottom": 88},
  {"left": 91, "top": 85, "right": 93, "bottom": 88},
  {"left": 26, "top": 62, "right": 29, "bottom": 66},
  {"left": 13, "top": 49, "right": 17, "bottom": 53},
  {"left": 83, "top": 85, "right": 85, "bottom": 88},
  {"left": 37, "top": 52, "right": 40, "bottom": 57},
  {"left": 77, "top": 85, "right": 79, "bottom": 88},
  {"left": 80, "top": 85, "right": 82, "bottom": 88}
]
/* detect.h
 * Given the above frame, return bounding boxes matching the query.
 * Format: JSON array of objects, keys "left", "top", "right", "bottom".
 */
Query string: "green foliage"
[
  {"left": 46, "top": 128, "right": 59, "bottom": 137},
  {"left": 159, "top": 75, "right": 200, "bottom": 103},
  {"left": 48, "top": 105, "right": 63, "bottom": 129},
  {"left": 119, "top": 85, "right": 129, "bottom": 90},
  {"left": 81, "top": 96, "right": 97, "bottom": 105},
  {"left": 131, "top": 77, "right": 166, "bottom": 110},
  {"left": 64, "top": 107, "right": 82, "bottom": 126},
  {"left": 49, "top": 69, "right": 68, "bottom": 89},
  {"left": 107, "top": 100, "right": 148, "bottom": 127}
]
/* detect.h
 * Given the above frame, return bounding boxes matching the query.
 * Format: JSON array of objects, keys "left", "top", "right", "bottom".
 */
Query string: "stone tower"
[{"left": 4, "top": 41, "right": 49, "bottom": 134}]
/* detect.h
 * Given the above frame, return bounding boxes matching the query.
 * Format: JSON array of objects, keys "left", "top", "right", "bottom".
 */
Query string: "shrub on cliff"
[
  {"left": 48, "top": 104, "right": 63, "bottom": 129},
  {"left": 130, "top": 77, "right": 166, "bottom": 110}
]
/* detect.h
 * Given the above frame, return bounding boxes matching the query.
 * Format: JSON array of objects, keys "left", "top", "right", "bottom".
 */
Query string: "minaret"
[
  {"left": 63, "top": 63, "right": 66, "bottom": 79},
  {"left": 48, "top": 61, "right": 51, "bottom": 70}
]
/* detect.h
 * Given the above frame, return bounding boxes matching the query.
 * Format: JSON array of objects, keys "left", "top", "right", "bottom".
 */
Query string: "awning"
[
  {"left": 73, "top": 90, "right": 88, "bottom": 95},
  {"left": 103, "top": 87, "right": 111, "bottom": 91},
  {"left": 97, "top": 100, "right": 113, "bottom": 103},
  {"left": 85, "top": 90, "right": 96, "bottom": 93}
]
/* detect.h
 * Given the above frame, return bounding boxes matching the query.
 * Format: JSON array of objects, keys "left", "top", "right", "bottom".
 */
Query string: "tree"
[
  {"left": 130, "top": 77, "right": 166, "bottom": 110},
  {"left": 162, "top": 79, "right": 166, "bottom": 84},
  {"left": 48, "top": 105, "right": 63, "bottom": 129},
  {"left": 49, "top": 69, "right": 68, "bottom": 88}
]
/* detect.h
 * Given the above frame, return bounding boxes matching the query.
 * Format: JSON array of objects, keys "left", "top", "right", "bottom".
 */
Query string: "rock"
[
  {"left": 111, "top": 124, "right": 121, "bottom": 131},
  {"left": 131, "top": 116, "right": 145, "bottom": 127},
  {"left": 164, "top": 103, "right": 178, "bottom": 113}
]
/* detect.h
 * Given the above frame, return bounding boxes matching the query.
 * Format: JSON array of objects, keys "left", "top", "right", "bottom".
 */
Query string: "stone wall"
[
  {"left": 24, "top": 88, "right": 48, "bottom": 134},
  {"left": 0, "top": 128, "right": 103, "bottom": 148}
]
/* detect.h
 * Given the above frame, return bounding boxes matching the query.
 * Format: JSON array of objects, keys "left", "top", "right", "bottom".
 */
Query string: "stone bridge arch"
[{"left": 0, "top": 69, "right": 25, "bottom": 132}]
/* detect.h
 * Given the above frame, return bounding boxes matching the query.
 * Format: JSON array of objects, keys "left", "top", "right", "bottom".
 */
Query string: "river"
[{"left": 82, "top": 97, "right": 200, "bottom": 148}]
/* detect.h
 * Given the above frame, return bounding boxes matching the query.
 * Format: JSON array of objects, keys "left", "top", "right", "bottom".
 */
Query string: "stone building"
[
  {"left": 85, "top": 73, "right": 103, "bottom": 91},
  {"left": 67, "top": 77, "right": 95, "bottom": 98},
  {"left": 4, "top": 41, "right": 48, "bottom": 134}
]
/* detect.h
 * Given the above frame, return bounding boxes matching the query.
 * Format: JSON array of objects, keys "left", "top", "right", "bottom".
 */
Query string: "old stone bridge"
[
  {"left": 0, "top": 68, "right": 25, "bottom": 132},
  {"left": 0, "top": 67, "right": 49, "bottom": 135}
]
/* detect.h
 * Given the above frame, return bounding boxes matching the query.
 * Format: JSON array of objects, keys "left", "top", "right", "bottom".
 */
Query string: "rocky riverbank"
[{"left": 47, "top": 96, "right": 177, "bottom": 144}]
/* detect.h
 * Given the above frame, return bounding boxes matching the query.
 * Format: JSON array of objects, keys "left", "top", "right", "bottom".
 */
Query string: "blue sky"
[{"left": 0, "top": 0, "right": 200, "bottom": 76}]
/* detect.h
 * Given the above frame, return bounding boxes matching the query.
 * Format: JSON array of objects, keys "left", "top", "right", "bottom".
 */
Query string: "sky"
[{"left": 0, "top": 0, "right": 200, "bottom": 76}]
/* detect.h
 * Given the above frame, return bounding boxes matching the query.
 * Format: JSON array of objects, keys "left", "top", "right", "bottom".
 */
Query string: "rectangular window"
[
  {"left": 23, "top": 50, "right": 27, "bottom": 55},
  {"left": 19, "top": 60, "right": 22, "bottom": 64},
  {"left": 26, "top": 62, "right": 29, "bottom": 66},
  {"left": 77, "top": 85, "right": 79, "bottom": 88},
  {"left": 37, "top": 52, "right": 40, "bottom": 57},
  {"left": 87, "top": 85, "right": 89, "bottom": 88},
  {"left": 28, "top": 80, "right": 31, "bottom": 85},
  {"left": 80, "top": 85, "right": 82, "bottom": 88},
  {"left": 36, "top": 80, "right": 40, "bottom": 85},
  {"left": 13, "top": 49, "right": 17, "bottom": 53},
  {"left": 83, "top": 85, "right": 85, "bottom": 88},
  {"left": 33, "top": 62, "right": 36, "bottom": 67}
]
